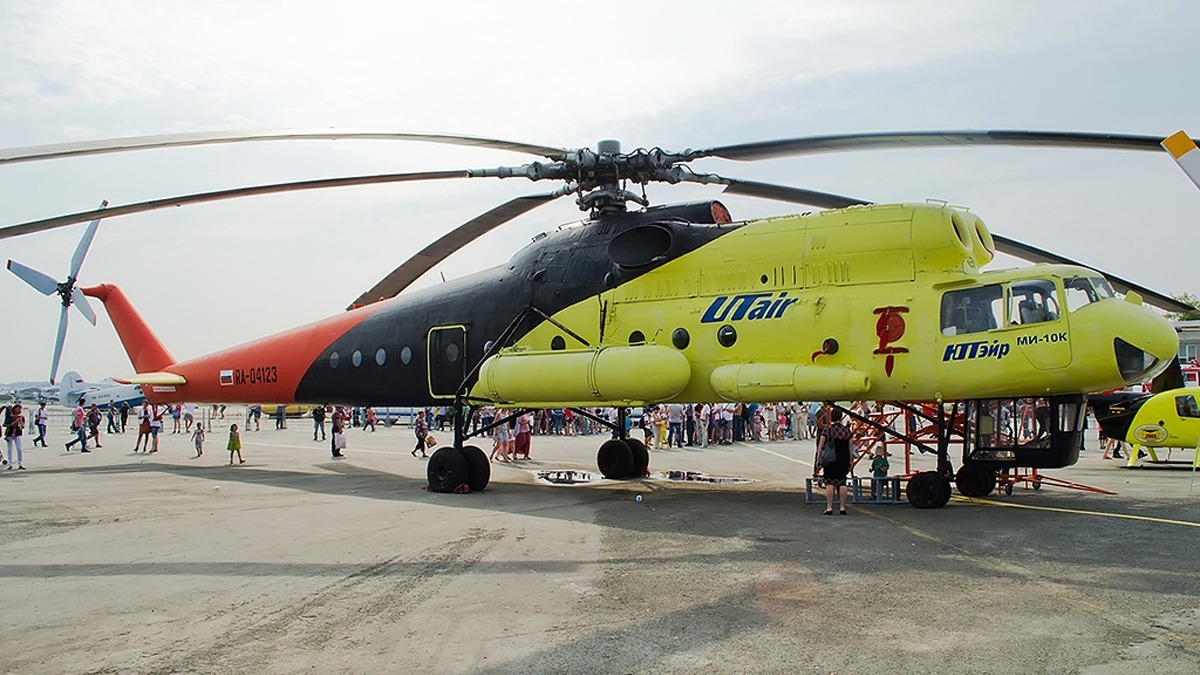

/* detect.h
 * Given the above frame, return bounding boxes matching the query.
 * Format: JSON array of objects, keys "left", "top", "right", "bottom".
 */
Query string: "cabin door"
[{"left": 427, "top": 325, "right": 467, "bottom": 399}]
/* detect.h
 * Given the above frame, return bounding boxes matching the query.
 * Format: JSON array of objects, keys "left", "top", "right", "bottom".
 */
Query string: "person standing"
[
  {"left": 411, "top": 409, "right": 429, "bottom": 458},
  {"left": 275, "top": 404, "right": 287, "bottom": 430},
  {"left": 134, "top": 401, "right": 151, "bottom": 452},
  {"left": 119, "top": 401, "right": 130, "bottom": 433},
  {"left": 514, "top": 412, "right": 532, "bottom": 459},
  {"left": 149, "top": 404, "right": 164, "bottom": 453},
  {"left": 817, "top": 408, "right": 856, "bottom": 516},
  {"left": 666, "top": 403, "right": 684, "bottom": 448},
  {"left": 106, "top": 401, "right": 119, "bottom": 434},
  {"left": 191, "top": 422, "right": 206, "bottom": 458},
  {"left": 313, "top": 405, "right": 327, "bottom": 441},
  {"left": 330, "top": 407, "right": 346, "bottom": 458},
  {"left": 184, "top": 403, "right": 196, "bottom": 432},
  {"left": 32, "top": 401, "right": 48, "bottom": 447},
  {"left": 171, "top": 404, "right": 182, "bottom": 434},
  {"left": 66, "top": 402, "right": 89, "bottom": 452},
  {"left": 86, "top": 403, "right": 103, "bottom": 448},
  {"left": 363, "top": 406, "right": 377, "bottom": 432},
  {"left": 4, "top": 403, "right": 26, "bottom": 470},
  {"left": 227, "top": 424, "right": 244, "bottom": 464}
]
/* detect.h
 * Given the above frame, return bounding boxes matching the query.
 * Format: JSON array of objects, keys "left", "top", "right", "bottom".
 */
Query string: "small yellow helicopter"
[{"left": 3, "top": 128, "right": 1198, "bottom": 507}]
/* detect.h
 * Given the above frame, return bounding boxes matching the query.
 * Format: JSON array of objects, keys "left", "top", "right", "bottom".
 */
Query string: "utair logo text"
[{"left": 701, "top": 293, "right": 798, "bottom": 324}]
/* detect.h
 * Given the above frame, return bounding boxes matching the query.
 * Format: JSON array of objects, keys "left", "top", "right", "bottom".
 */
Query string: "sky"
[{"left": 1, "top": 0, "right": 1198, "bottom": 383}]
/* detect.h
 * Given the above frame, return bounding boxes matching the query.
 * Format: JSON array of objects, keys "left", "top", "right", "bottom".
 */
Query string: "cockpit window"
[
  {"left": 941, "top": 284, "right": 1004, "bottom": 335},
  {"left": 1091, "top": 277, "right": 1116, "bottom": 299},
  {"left": 1009, "top": 279, "right": 1060, "bottom": 326},
  {"left": 1175, "top": 395, "right": 1200, "bottom": 419},
  {"left": 1064, "top": 276, "right": 1104, "bottom": 312}
]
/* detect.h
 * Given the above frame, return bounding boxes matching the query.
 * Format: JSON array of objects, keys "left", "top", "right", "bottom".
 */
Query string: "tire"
[
  {"left": 625, "top": 438, "right": 650, "bottom": 477},
  {"left": 954, "top": 463, "right": 997, "bottom": 498},
  {"left": 597, "top": 439, "right": 633, "bottom": 479},
  {"left": 907, "top": 471, "right": 951, "bottom": 509},
  {"left": 460, "top": 444, "right": 490, "bottom": 492},
  {"left": 427, "top": 446, "right": 470, "bottom": 493}
]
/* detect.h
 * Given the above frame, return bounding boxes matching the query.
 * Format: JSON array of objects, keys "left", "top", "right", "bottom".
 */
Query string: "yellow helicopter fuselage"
[{"left": 478, "top": 203, "right": 1176, "bottom": 407}]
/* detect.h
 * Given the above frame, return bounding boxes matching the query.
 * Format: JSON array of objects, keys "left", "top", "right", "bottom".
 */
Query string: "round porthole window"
[
  {"left": 376, "top": 348, "right": 387, "bottom": 366},
  {"left": 400, "top": 346, "right": 412, "bottom": 365},
  {"left": 672, "top": 328, "right": 690, "bottom": 350},
  {"left": 446, "top": 342, "right": 460, "bottom": 362},
  {"left": 329, "top": 351, "right": 340, "bottom": 368},
  {"left": 352, "top": 350, "right": 363, "bottom": 367},
  {"left": 717, "top": 325, "right": 737, "bottom": 347}
]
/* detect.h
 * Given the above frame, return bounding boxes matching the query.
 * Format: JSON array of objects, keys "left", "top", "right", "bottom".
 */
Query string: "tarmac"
[{"left": 2, "top": 413, "right": 1200, "bottom": 673}]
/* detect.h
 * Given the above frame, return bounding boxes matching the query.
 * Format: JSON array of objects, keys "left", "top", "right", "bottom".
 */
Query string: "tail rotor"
[{"left": 6, "top": 200, "right": 107, "bottom": 383}]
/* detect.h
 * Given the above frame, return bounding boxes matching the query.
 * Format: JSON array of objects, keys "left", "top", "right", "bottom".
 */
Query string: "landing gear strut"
[
  {"left": 906, "top": 402, "right": 956, "bottom": 509},
  {"left": 582, "top": 407, "right": 649, "bottom": 479}
]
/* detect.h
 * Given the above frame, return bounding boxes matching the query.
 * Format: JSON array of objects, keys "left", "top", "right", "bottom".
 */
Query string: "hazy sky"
[{"left": 1, "top": 0, "right": 1198, "bottom": 382}]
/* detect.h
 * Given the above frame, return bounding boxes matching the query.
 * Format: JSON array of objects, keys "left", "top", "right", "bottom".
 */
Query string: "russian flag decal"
[{"left": 219, "top": 369, "right": 234, "bottom": 386}]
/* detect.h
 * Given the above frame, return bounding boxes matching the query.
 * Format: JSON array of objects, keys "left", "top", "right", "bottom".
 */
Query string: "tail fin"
[
  {"left": 81, "top": 284, "right": 176, "bottom": 373},
  {"left": 57, "top": 371, "right": 85, "bottom": 404}
]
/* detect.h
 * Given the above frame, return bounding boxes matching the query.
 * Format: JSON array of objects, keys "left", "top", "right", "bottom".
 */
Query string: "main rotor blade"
[
  {"left": 0, "top": 170, "right": 471, "bottom": 241},
  {"left": 992, "top": 234, "right": 1195, "bottom": 314},
  {"left": 1162, "top": 131, "right": 1200, "bottom": 190},
  {"left": 347, "top": 192, "right": 565, "bottom": 309},
  {"left": 7, "top": 259, "right": 59, "bottom": 295},
  {"left": 721, "top": 179, "right": 870, "bottom": 209},
  {"left": 679, "top": 171, "right": 870, "bottom": 209},
  {"left": 700, "top": 130, "right": 1200, "bottom": 162},
  {"left": 50, "top": 305, "right": 69, "bottom": 385},
  {"left": 69, "top": 200, "right": 109, "bottom": 279},
  {"left": 0, "top": 130, "right": 571, "bottom": 165}
]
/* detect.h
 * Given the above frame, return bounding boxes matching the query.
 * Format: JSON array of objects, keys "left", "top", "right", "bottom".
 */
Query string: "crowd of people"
[{"left": 2, "top": 399, "right": 888, "bottom": 502}]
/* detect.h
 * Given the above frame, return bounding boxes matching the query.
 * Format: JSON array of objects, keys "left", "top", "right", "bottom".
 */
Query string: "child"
[
  {"left": 870, "top": 448, "right": 890, "bottom": 499},
  {"left": 191, "top": 422, "right": 206, "bottom": 457},
  {"left": 227, "top": 423, "right": 244, "bottom": 465}
]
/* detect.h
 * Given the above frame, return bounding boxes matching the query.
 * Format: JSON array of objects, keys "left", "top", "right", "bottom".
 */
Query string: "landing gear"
[
  {"left": 598, "top": 439, "right": 634, "bottom": 479},
  {"left": 460, "top": 445, "right": 490, "bottom": 492},
  {"left": 626, "top": 438, "right": 650, "bottom": 477},
  {"left": 907, "top": 471, "right": 951, "bottom": 509},
  {"left": 586, "top": 407, "right": 650, "bottom": 480},
  {"left": 428, "top": 446, "right": 471, "bottom": 493},
  {"left": 954, "top": 462, "right": 996, "bottom": 498}
]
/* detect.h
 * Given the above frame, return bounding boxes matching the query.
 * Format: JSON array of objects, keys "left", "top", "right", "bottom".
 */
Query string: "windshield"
[{"left": 1063, "top": 276, "right": 1115, "bottom": 312}]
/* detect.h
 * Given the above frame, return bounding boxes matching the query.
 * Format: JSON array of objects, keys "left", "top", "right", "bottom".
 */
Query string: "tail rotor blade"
[
  {"left": 68, "top": 200, "right": 109, "bottom": 279},
  {"left": 71, "top": 287, "right": 97, "bottom": 325},
  {"left": 7, "top": 259, "right": 59, "bottom": 295},
  {"left": 50, "top": 305, "right": 69, "bottom": 385},
  {"left": 1162, "top": 131, "right": 1200, "bottom": 190}
]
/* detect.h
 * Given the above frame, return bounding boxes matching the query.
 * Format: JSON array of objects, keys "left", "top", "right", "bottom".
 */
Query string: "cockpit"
[{"left": 938, "top": 276, "right": 1109, "bottom": 336}]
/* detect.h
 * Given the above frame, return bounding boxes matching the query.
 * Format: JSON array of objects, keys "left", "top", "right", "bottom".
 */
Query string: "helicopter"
[{"left": 3, "top": 128, "right": 1197, "bottom": 507}]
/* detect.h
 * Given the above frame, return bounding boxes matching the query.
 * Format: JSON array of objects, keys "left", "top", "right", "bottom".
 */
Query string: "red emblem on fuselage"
[{"left": 873, "top": 306, "right": 909, "bottom": 377}]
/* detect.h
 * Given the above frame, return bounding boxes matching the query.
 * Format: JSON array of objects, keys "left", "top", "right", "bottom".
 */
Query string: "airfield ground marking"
[{"left": 952, "top": 496, "right": 1200, "bottom": 528}]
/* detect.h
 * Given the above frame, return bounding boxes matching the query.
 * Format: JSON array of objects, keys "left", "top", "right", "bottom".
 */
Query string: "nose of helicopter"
[{"left": 1109, "top": 293, "right": 1179, "bottom": 384}]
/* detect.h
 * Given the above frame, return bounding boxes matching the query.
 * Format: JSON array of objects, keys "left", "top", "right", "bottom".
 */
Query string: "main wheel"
[
  {"left": 597, "top": 439, "right": 633, "bottom": 479},
  {"left": 460, "top": 444, "right": 490, "bottom": 492},
  {"left": 428, "top": 446, "right": 470, "bottom": 493},
  {"left": 954, "top": 463, "right": 997, "bottom": 498},
  {"left": 907, "top": 471, "right": 951, "bottom": 509},
  {"left": 625, "top": 438, "right": 650, "bottom": 477}
]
